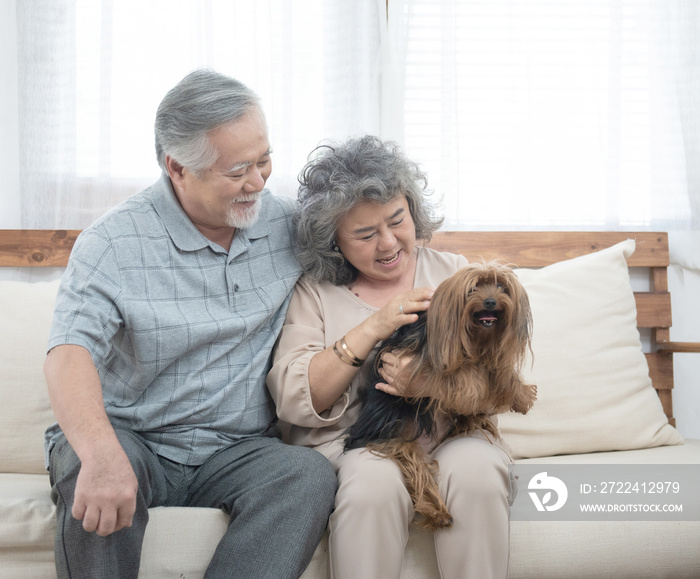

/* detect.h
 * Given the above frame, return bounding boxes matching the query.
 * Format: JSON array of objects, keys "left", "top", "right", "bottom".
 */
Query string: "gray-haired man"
[{"left": 44, "top": 69, "right": 336, "bottom": 578}]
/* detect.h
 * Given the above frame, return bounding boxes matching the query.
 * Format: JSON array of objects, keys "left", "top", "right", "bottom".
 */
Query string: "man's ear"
[{"left": 165, "top": 155, "right": 186, "bottom": 186}]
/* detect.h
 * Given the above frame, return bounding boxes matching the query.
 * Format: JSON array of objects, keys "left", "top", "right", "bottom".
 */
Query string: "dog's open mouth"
[{"left": 474, "top": 311, "right": 499, "bottom": 328}]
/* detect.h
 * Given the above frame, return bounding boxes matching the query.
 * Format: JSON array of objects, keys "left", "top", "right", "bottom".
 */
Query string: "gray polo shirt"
[{"left": 45, "top": 175, "right": 302, "bottom": 466}]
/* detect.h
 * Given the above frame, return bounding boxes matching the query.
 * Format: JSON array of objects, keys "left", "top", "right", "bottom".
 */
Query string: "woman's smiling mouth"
[{"left": 377, "top": 251, "right": 401, "bottom": 265}]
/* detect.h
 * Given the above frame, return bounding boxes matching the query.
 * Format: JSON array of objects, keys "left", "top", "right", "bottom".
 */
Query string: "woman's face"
[{"left": 335, "top": 195, "right": 417, "bottom": 285}]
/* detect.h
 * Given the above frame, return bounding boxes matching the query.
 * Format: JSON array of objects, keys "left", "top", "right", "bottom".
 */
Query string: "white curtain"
[
  {"left": 385, "top": 0, "right": 699, "bottom": 237},
  {"left": 12, "top": 0, "right": 699, "bottom": 238},
  {"left": 16, "top": 0, "right": 383, "bottom": 229},
  {"left": 7, "top": 0, "right": 700, "bottom": 434}
]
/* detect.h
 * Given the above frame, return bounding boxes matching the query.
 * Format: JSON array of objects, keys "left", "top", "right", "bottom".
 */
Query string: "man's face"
[{"left": 168, "top": 108, "right": 272, "bottom": 233}]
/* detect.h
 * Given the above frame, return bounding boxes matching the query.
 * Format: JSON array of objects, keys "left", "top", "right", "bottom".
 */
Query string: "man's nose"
[{"left": 244, "top": 167, "right": 266, "bottom": 192}]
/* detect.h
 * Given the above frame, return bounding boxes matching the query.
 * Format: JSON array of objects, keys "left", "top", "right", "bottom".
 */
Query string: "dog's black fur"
[{"left": 345, "top": 312, "right": 436, "bottom": 450}]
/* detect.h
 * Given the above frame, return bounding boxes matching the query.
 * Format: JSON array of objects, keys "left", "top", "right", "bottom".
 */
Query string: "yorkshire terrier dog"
[{"left": 344, "top": 262, "right": 537, "bottom": 529}]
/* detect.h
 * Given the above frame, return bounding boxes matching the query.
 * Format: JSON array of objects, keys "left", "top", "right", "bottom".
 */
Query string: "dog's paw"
[
  {"left": 511, "top": 383, "right": 537, "bottom": 414},
  {"left": 418, "top": 509, "right": 454, "bottom": 530}
]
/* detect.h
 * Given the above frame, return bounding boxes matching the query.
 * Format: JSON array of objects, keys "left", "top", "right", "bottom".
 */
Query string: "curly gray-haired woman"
[
  {"left": 294, "top": 135, "right": 443, "bottom": 285},
  {"left": 268, "top": 135, "right": 515, "bottom": 579}
]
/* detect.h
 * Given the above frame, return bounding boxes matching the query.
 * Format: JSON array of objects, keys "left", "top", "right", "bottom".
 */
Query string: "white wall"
[{"left": 668, "top": 267, "right": 700, "bottom": 439}]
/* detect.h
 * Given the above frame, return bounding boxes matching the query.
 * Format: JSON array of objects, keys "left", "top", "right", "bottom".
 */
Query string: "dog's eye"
[
  {"left": 496, "top": 284, "right": 504, "bottom": 290},
  {"left": 468, "top": 286, "right": 478, "bottom": 294}
]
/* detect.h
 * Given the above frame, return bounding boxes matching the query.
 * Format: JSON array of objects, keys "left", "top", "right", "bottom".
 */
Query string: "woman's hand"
[
  {"left": 308, "top": 287, "right": 433, "bottom": 414},
  {"left": 376, "top": 350, "right": 416, "bottom": 397},
  {"left": 362, "top": 287, "right": 434, "bottom": 344}
]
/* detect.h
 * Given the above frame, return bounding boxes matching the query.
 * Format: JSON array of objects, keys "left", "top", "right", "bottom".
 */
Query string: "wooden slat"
[
  {"left": 634, "top": 293, "right": 672, "bottom": 328},
  {"left": 2, "top": 230, "right": 669, "bottom": 269},
  {"left": 657, "top": 390, "right": 675, "bottom": 427},
  {"left": 429, "top": 231, "right": 669, "bottom": 268},
  {"left": 645, "top": 353, "right": 674, "bottom": 391},
  {"left": 652, "top": 266, "right": 668, "bottom": 292},
  {"left": 0, "top": 229, "right": 80, "bottom": 267},
  {"left": 657, "top": 342, "right": 700, "bottom": 354}
]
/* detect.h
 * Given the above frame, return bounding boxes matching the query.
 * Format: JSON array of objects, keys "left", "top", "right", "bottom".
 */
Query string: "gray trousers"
[{"left": 49, "top": 427, "right": 337, "bottom": 579}]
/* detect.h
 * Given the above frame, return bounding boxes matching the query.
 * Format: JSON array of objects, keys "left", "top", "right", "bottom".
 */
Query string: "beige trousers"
[{"left": 316, "top": 433, "right": 516, "bottom": 579}]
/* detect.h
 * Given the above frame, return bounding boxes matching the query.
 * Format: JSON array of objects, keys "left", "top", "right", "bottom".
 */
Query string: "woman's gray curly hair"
[{"left": 295, "top": 135, "right": 443, "bottom": 286}]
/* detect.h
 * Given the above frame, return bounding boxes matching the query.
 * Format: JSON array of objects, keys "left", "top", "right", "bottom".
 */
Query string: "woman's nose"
[{"left": 377, "top": 229, "right": 396, "bottom": 250}]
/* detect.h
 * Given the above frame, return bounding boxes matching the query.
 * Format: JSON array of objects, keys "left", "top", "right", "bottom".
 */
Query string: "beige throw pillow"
[
  {"left": 499, "top": 240, "right": 683, "bottom": 458},
  {"left": 0, "top": 280, "right": 60, "bottom": 474}
]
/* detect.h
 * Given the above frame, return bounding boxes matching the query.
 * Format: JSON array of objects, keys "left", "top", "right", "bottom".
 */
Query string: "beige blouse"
[{"left": 267, "top": 246, "right": 468, "bottom": 449}]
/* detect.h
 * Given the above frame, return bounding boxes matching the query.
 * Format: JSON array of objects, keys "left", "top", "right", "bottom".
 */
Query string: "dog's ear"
[
  {"left": 503, "top": 268, "right": 532, "bottom": 346},
  {"left": 424, "top": 267, "right": 476, "bottom": 373}
]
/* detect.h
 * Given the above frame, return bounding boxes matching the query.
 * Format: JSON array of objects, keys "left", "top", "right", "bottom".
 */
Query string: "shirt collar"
[{"left": 151, "top": 173, "right": 272, "bottom": 252}]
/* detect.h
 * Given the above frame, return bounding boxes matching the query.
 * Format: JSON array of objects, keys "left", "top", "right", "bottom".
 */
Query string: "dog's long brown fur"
[{"left": 345, "top": 262, "right": 537, "bottom": 529}]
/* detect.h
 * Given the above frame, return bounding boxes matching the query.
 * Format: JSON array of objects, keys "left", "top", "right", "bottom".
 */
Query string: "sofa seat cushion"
[
  {"left": 0, "top": 473, "right": 54, "bottom": 549},
  {"left": 0, "top": 473, "right": 55, "bottom": 578},
  {"left": 509, "top": 440, "right": 700, "bottom": 579},
  {"left": 509, "top": 520, "right": 700, "bottom": 579},
  {"left": 2, "top": 443, "right": 699, "bottom": 579},
  {"left": 516, "top": 438, "right": 700, "bottom": 465}
]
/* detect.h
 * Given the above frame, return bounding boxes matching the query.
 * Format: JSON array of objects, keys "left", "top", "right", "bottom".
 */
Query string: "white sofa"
[{"left": 1, "top": 231, "right": 699, "bottom": 578}]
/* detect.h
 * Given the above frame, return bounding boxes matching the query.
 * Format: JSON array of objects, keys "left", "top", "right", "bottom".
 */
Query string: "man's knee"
[{"left": 275, "top": 444, "right": 337, "bottom": 503}]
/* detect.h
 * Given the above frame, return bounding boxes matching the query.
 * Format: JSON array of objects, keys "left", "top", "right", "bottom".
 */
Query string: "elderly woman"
[{"left": 267, "top": 136, "right": 515, "bottom": 579}]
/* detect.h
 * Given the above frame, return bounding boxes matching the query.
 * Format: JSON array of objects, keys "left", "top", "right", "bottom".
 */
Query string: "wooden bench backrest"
[{"left": 0, "top": 229, "right": 675, "bottom": 424}]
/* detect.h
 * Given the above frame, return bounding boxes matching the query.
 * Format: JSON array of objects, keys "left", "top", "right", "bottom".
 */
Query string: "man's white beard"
[{"left": 225, "top": 195, "right": 262, "bottom": 229}]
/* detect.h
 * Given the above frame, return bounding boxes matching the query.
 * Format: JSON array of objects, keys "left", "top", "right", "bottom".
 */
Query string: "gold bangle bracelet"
[
  {"left": 333, "top": 341, "right": 362, "bottom": 367},
  {"left": 340, "top": 336, "right": 364, "bottom": 365}
]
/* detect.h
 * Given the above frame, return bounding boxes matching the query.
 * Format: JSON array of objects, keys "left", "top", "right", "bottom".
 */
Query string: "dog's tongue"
[{"left": 479, "top": 314, "right": 497, "bottom": 322}]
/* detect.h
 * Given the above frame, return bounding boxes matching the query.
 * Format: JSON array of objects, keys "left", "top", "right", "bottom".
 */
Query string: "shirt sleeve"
[
  {"left": 47, "top": 228, "right": 124, "bottom": 368},
  {"left": 267, "top": 277, "right": 352, "bottom": 428}
]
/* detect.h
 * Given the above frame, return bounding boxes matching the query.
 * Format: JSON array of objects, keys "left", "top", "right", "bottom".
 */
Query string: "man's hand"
[
  {"left": 72, "top": 446, "right": 139, "bottom": 536},
  {"left": 45, "top": 345, "right": 139, "bottom": 537}
]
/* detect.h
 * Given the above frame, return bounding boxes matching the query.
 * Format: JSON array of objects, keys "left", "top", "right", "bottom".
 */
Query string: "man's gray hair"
[
  {"left": 155, "top": 69, "right": 262, "bottom": 176},
  {"left": 295, "top": 135, "right": 443, "bottom": 286}
]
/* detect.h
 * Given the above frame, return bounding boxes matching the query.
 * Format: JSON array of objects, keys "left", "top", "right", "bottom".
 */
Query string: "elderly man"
[{"left": 44, "top": 69, "right": 336, "bottom": 579}]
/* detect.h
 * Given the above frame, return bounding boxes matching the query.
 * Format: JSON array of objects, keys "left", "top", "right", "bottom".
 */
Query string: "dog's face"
[
  {"left": 415, "top": 262, "right": 535, "bottom": 417},
  {"left": 426, "top": 261, "right": 532, "bottom": 373}
]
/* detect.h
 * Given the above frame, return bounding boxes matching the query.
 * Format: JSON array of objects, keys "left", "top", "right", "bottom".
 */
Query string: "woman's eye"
[{"left": 391, "top": 218, "right": 405, "bottom": 227}]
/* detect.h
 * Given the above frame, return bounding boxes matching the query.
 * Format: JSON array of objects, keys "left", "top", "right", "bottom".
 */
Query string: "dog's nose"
[{"left": 483, "top": 298, "right": 497, "bottom": 310}]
